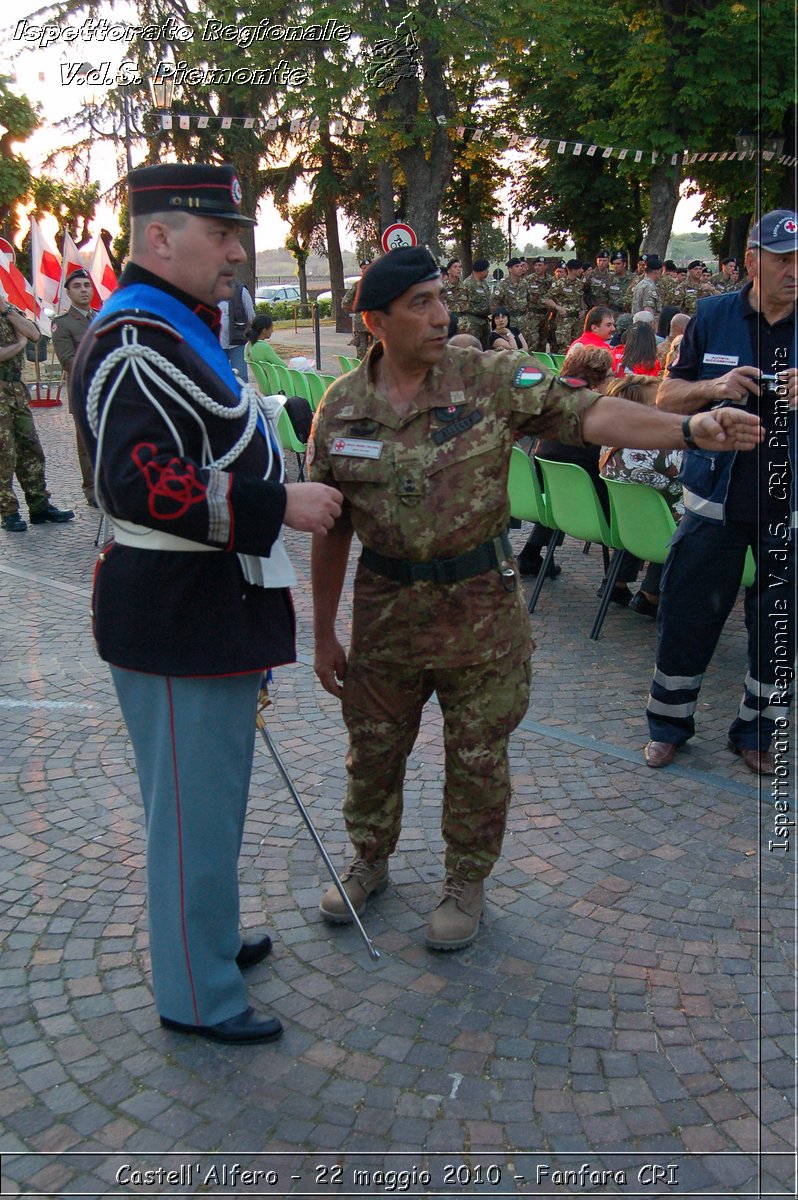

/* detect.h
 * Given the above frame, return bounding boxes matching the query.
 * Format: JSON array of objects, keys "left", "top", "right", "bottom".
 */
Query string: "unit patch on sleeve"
[{"left": 513, "top": 365, "right": 546, "bottom": 388}]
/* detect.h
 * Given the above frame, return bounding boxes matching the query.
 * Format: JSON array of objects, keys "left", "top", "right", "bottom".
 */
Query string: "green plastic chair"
[
  {"left": 284, "top": 367, "right": 313, "bottom": 403},
  {"left": 605, "top": 478, "right": 756, "bottom": 588},
  {"left": 532, "top": 352, "right": 556, "bottom": 370},
  {"left": 508, "top": 446, "right": 559, "bottom": 613},
  {"left": 276, "top": 404, "right": 307, "bottom": 480},
  {"left": 536, "top": 457, "right": 624, "bottom": 639},
  {"left": 550, "top": 353, "right": 566, "bottom": 371},
  {"left": 336, "top": 354, "right": 359, "bottom": 374}
]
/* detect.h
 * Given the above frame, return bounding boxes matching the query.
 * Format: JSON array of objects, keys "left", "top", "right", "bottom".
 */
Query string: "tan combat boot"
[
  {"left": 319, "top": 857, "right": 389, "bottom": 924},
  {"left": 425, "top": 876, "right": 484, "bottom": 950}
]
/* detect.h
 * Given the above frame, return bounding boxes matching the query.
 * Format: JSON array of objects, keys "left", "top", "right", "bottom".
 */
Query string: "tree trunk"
[
  {"left": 640, "top": 160, "right": 682, "bottom": 257},
  {"left": 377, "top": 161, "right": 395, "bottom": 232}
]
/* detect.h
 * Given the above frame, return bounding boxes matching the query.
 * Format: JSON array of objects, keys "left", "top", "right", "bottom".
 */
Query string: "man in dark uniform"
[
  {"left": 645, "top": 210, "right": 797, "bottom": 776},
  {"left": 71, "top": 163, "right": 342, "bottom": 1044},
  {"left": 306, "top": 246, "right": 762, "bottom": 952},
  {"left": 52, "top": 268, "right": 97, "bottom": 506},
  {"left": 0, "top": 291, "right": 74, "bottom": 532}
]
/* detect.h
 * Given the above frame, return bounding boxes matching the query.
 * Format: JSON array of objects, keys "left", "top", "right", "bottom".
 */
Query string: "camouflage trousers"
[
  {"left": 521, "top": 313, "right": 551, "bottom": 354},
  {"left": 0, "top": 383, "right": 48, "bottom": 516},
  {"left": 553, "top": 315, "right": 583, "bottom": 350},
  {"left": 341, "top": 647, "right": 532, "bottom": 880}
]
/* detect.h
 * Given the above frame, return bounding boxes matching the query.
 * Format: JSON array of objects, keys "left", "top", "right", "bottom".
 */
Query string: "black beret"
[
  {"left": 472, "top": 257, "right": 490, "bottom": 272},
  {"left": 645, "top": 254, "right": 663, "bottom": 270},
  {"left": 687, "top": 259, "right": 705, "bottom": 270},
  {"left": 596, "top": 248, "right": 610, "bottom": 258},
  {"left": 358, "top": 259, "right": 372, "bottom": 268},
  {"left": 128, "top": 162, "right": 255, "bottom": 226},
  {"left": 506, "top": 256, "right": 524, "bottom": 268},
  {"left": 354, "top": 245, "right": 441, "bottom": 312},
  {"left": 663, "top": 259, "right": 677, "bottom": 271},
  {"left": 531, "top": 255, "right": 547, "bottom": 264},
  {"left": 611, "top": 250, "right": 628, "bottom": 262},
  {"left": 65, "top": 268, "right": 91, "bottom": 286},
  {"left": 566, "top": 259, "right": 581, "bottom": 270}
]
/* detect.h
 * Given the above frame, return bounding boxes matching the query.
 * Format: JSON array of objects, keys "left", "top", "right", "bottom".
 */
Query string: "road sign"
[{"left": 381, "top": 223, "right": 417, "bottom": 253}]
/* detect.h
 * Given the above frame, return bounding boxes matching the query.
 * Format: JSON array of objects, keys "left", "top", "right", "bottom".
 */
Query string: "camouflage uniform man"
[
  {"left": 658, "top": 259, "right": 681, "bottom": 308},
  {"left": 343, "top": 260, "right": 373, "bottom": 360},
  {"left": 0, "top": 294, "right": 74, "bottom": 533},
  {"left": 674, "top": 259, "right": 716, "bottom": 316},
  {"left": 712, "top": 258, "right": 740, "bottom": 293},
  {"left": 456, "top": 257, "right": 492, "bottom": 345},
  {"left": 51, "top": 268, "right": 96, "bottom": 505},
  {"left": 547, "top": 259, "right": 586, "bottom": 349},
  {"left": 306, "top": 246, "right": 760, "bottom": 951},
  {"left": 584, "top": 248, "right": 612, "bottom": 309},
  {"left": 607, "top": 250, "right": 634, "bottom": 315},
  {"left": 523, "top": 256, "right": 553, "bottom": 352},
  {"left": 631, "top": 254, "right": 663, "bottom": 319},
  {"left": 491, "top": 257, "right": 529, "bottom": 331},
  {"left": 441, "top": 258, "right": 463, "bottom": 318}
]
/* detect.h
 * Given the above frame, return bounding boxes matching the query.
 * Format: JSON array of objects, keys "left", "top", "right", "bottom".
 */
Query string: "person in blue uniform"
[
  {"left": 645, "top": 210, "right": 797, "bottom": 775},
  {"left": 71, "top": 163, "right": 342, "bottom": 1044}
]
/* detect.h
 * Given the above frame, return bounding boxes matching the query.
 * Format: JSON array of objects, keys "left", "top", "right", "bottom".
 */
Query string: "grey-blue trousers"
[{"left": 111, "top": 667, "right": 262, "bottom": 1026}]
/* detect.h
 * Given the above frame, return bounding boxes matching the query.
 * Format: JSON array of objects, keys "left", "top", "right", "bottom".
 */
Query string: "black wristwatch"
[{"left": 681, "top": 415, "right": 698, "bottom": 450}]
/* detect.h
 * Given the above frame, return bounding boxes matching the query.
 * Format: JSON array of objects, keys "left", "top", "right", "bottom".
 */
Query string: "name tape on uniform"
[
  {"left": 703, "top": 353, "right": 739, "bottom": 366},
  {"left": 330, "top": 437, "right": 384, "bottom": 459}
]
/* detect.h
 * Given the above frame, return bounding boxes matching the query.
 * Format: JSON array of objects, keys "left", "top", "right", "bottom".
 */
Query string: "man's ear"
[
  {"left": 145, "top": 220, "right": 173, "bottom": 261},
  {"left": 363, "top": 309, "right": 383, "bottom": 339}
]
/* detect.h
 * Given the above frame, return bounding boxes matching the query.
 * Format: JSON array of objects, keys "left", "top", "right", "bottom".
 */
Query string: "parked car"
[
  {"left": 314, "top": 277, "right": 361, "bottom": 303},
  {"left": 255, "top": 284, "right": 301, "bottom": 304}
]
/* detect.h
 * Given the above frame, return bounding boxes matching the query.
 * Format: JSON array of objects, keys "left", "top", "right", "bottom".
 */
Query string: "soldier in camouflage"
[
  {"left": 441, "top": 257, "right": 463, "bottom": 318},
  {"left": 547, "top": 259, "right": 586, "bottom": 350},
  {"left": 584, "top": 248, "right": 612, "bottom": 309},
  {"left": 306, "top": 246, "right": 762, "bottom": 952},
  {"left": 658, "top": 259, "right": 681, "bottom": 308},
  {"left": 455, "top": 258, "right": 492, "bottom": 346},
  {"left": 491, "top": 257, "right": 528, "bottom": 331},
  {"left": 342, "top": 260, "right": 373, "bottom": 359},
  {"left": 523, "top": 256, "right": 554, "bottom": 352},
  {"left": 607, "top": 250, "right": 634, "bottom": 315},
  {"left": 631, "top": 254, "right": 663, "bottom": 319},
  {"left": 711, "top": 258, "right": 740, "bottom": 293},
  {"left": 0, "top": 294, "right": 74, "bottom": 532},
  {"left": 674, "top": 260, "right": 717, "bottom": 316}
]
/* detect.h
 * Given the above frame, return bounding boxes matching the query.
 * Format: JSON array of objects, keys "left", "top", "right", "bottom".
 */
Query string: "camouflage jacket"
[
  {"left": 459, "top": 274, "right": 492, "bottom": 318},
  {"left": 491, "top": 278, "right": 529, "bottom": 317},
  {"left": 0, "top": 310, "right": 26, "bottom": 383},
  {"left": 607, "top": 271, "right": 634, "bottom": 312},
  {"left": 631, "top": 276, "right": 662, "bottom": 317},
  {"left": 547, "top": 276, "right": 585, "bottom": 318},
  {"left": 307, "top": 345, "right": 599, "bottom": 668},
  {"left": 674, "top": 280, "right": 716, "bottom": 316},
  {"left": 585, "top": 270, "right": 612, "bottom": 309},
  {"left": 524, "top": 272, "right": 552, "bottom": 314}
]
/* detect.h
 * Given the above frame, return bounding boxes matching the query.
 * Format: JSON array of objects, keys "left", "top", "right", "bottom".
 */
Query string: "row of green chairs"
[
  {"left": 508, "top": 446, "right": 755, "bottom": 640},
  {"left": 336, "top": 354, "right": 360, "bottom": 374},
  {"left": 531, "top": 351, "right": 566, "bottom": 372}
]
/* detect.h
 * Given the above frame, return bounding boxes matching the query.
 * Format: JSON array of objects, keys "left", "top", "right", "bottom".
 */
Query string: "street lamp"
[
  {"left": 81, "top": 68, "right": 175, "bottom": 172},
  {"left": 735, "top": 132, "right": 785, "bottom": 223}
]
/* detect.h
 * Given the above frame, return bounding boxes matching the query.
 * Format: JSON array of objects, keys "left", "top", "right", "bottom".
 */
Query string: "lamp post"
[
  {"left": 79, "top": 66, "right": 175, "bottom": 171},
  {"left": 735, "top": 132, "right": 785, "bottom": 223}
]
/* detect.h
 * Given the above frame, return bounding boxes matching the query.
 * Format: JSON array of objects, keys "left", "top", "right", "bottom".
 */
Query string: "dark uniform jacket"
[{"left": 71, "top": 263, "right": 295, "bottom": 676}]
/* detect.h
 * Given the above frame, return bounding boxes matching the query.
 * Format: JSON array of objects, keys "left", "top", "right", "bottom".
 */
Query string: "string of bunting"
[{"left": 157, "top": 112, "right": 797, "bottom": 167}]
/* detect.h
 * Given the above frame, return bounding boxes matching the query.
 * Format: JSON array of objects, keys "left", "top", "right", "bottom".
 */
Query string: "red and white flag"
[
  {"left": 0, "top": 247, "right": 38, "bottom": 319},
  {"left": 30, "top": 218, "right": 61, "bottom": 333},
  {"left": 88, "top": 235, "right": 118, "bottom": 306}
]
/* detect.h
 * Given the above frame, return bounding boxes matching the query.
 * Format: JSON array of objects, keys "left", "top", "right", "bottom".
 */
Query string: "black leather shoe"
[
  {"left": 160, "top": 1006, "right": 283, "bottom": 1044},
  {"left": 236, "top": 933, "right": 273, "bottom": 969},
  {"left": 597, "top": 581, "right": 631, "bottom": 606},
  {"left": 518, "top": 556, "right": 561, "bottom": 578},
  {"left": 1, "top": 512, "right": 27, "bottom": 532},
  {"left": 29, "top": 504, "right": 75, "bottom": 524},
  {"left": 629, "top": 592, "right": 658, "bottom": 618}
]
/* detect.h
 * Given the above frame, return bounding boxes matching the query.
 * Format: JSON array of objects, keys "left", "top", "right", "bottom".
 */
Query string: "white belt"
[
  {"left": 111, "top": 521, "right": 219, "bottom": 552},
  {"left": 110, "top": 519, "right": 297, "bottom": 588}
]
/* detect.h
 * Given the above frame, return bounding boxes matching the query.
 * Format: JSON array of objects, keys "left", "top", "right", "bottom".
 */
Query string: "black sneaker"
[
  {"left": 29, "top": 504, "right": 75, "bottom": 524},
  {"left": 1, "top": 512, "right": 27, "bottom": 532}
]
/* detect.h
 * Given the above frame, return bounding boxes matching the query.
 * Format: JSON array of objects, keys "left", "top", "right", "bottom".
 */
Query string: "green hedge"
[{"left": 254, "top": 298, "right": 333, "bottom": 321}]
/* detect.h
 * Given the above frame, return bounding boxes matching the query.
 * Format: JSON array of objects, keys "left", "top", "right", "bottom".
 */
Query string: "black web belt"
[{"left": 360, "top": 532, "right": 512, "bottom": 585}]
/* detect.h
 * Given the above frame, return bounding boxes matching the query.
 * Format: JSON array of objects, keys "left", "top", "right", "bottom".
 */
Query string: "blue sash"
[{"left": 96, "top": 283, "right": 276, "bottom": 452}]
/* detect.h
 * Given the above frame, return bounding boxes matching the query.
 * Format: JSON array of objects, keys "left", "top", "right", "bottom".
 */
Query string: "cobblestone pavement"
[{"left": 0, "top": 376, "right": 795, "bottom": 1199}]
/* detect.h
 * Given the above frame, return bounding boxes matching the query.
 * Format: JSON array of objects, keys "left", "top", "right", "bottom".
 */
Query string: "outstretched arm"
[
  {"left": 311, "top": 523, "right": 353, "bottom": 699},
  {"left": 581, "top": 394, "right": 763, "bottom": 454}
]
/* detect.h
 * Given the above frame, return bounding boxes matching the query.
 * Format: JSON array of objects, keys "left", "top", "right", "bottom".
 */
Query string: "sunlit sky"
[{"left": 2, "top": 0, "right": 703, "bottom": 254}]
